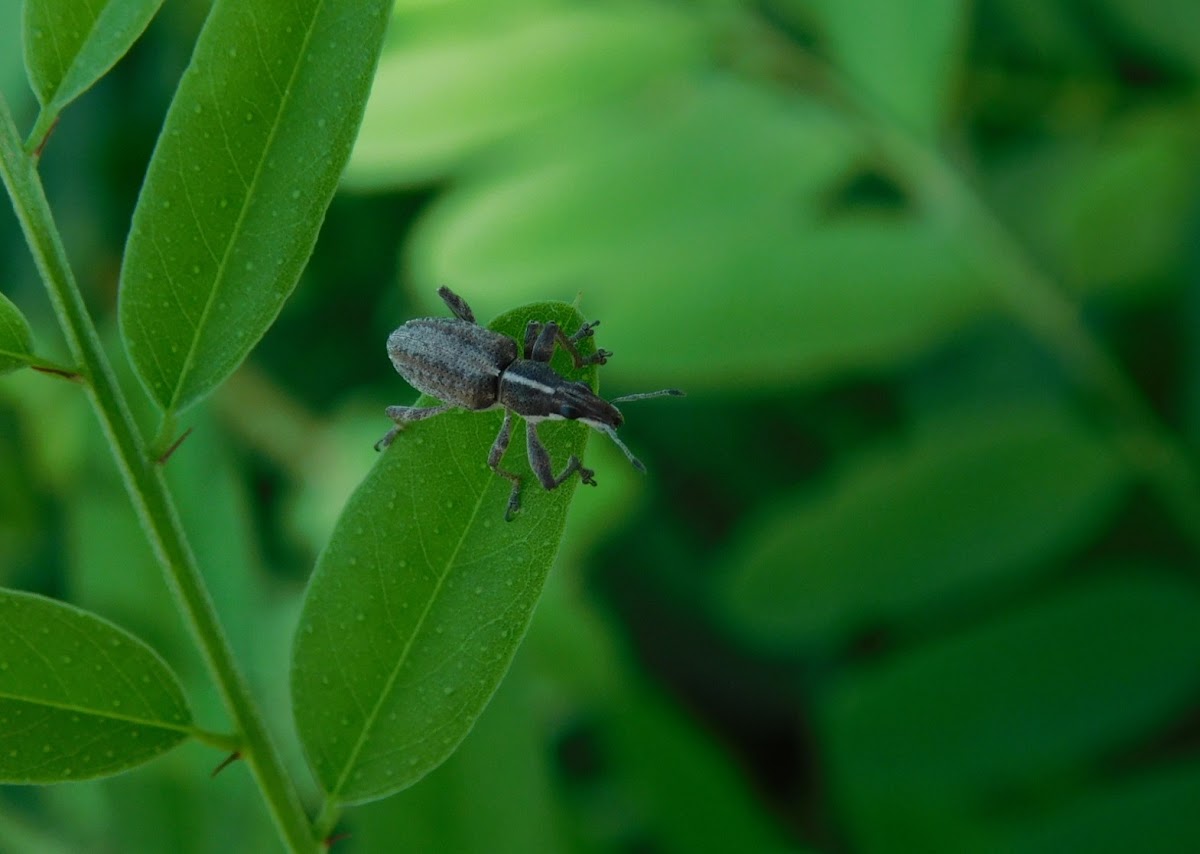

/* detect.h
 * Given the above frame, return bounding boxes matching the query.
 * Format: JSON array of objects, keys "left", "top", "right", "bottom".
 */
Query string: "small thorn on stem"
[
  {"left": 29, "top": 364, "right": 82, "bottom": 382},
  {"left": 156, "top": 427, "right": 194, "bottom": 465},
  {"left": 211, "top": 751, "right": 241, "bottom": 778}
]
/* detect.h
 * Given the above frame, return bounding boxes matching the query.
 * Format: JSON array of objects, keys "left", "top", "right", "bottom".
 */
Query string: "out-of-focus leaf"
[
  {"left": 412, "top": 78, "right": 992, "bottom": 390},
  {"left": 526, "top": 574, "right": 797, "bottom": 854},
  {"left": 0, "top": 290, "right": 34, "bottom": 374},
  {"left": 118, "top": 0, "right": 391, "bottom": 415},
  {"left": 989, "top": 762, "right": 1200, "bottom": 854},
  {"left": 291, "top": 300, "right": 595, "bottom": 804},
  {"left": 349, "top": 653, "right": 567, "bottom": 854},
  {"left": 347, "top": 3, "right": 701, "bottom": 187},
  {"left": 1090, "top": 0, "right": 1200, "bottom": 76},
  {"left": 812, "top": 0, "right": 967, "bottom": 135},
  {"left": 0, "top": 589, "right": 192, "bottom": 783},
  {"left": 68, "top": 403, "right": 264, "bottom": 683},
  {"left": 821, "top": 572, "right": 1200, "bottom": 848},
  {"left": 988, "top": 110, "right": 1197, "bottom": 293},
  {"left": 719, "top": 407, "right": 1127, "bottom": 648},
  {"left": 22, "top": 0, "right": 164, "bottom": 119}
]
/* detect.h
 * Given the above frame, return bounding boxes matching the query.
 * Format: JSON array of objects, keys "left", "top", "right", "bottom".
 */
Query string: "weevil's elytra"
[{"left": 378, "top": 287, "right": 683, "bottom": 520}]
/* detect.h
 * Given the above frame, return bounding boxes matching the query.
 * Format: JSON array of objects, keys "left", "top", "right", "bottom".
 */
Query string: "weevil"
[{"left": 376, "top": 287, "right": 683, "bottom": 520}]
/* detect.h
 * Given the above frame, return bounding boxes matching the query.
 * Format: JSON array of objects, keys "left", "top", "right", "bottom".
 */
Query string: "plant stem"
[
  {"left": 860, "top": 95, "right": 1200, "bottom": 553},
  {"left": 0, "top": 95, "right": 317, "bottom": 853},
  {"left": 741, "top": 12, "right": 1200, "bottom": 552}
]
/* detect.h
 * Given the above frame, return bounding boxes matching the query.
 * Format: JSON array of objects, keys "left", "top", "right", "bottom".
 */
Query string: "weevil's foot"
[
  {"left": 579, "top": 466, "right": 597, "bottom": 486},
  {"left": 571, "top": 321, "right": 600, "bottom": 343},
  {"left": 374, "top": 427, "right": 401, "bottom": 452},
  {"left": 503, "top": 485, "right": 522, "bottom": 522},
  {"left": 585, "top": 348, "right": 612, "bottom": 366}
]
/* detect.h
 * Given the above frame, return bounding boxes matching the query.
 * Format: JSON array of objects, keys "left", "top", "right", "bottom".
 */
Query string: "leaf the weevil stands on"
[
  {"left": 292, "top": 300, "right": 596, "bottom": 805},
  {"left": 0, "top": 589, "right": 193, "bottom": 783},
  {"left": 23, "top": 0, "right": 165, "bottom": 134},
  {"left": 118, "top": 0, "right": 391, "bottom": 416},
  {"left": 0, "top": 291, "right": 35, "bottom": 375}
]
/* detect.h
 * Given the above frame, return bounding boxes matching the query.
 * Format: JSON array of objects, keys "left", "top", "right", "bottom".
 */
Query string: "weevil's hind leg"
[
  {"left": 437, "top": 286, "right": 476, "bottom": 324},
  {"left": 526, "top": 422, "right": 597, "bottom": 491},
  {"left": 527, "top": 320, "right": 611, "bottom": 367},
  {"left": 487, "top": 410, "right": 523, "bottom": 521},
  {"left": 375, "top": 403, "right": 454, "bottom": 451}
]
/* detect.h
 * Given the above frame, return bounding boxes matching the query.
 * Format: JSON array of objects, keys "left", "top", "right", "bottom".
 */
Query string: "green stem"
[
  {"left": 859, "top": 93, "right": 1200, "bottom": 553},
  {"left": 0, "top": 95, "right": 317, "bottom": 853},
  {"left": 24, "top": 107, "right": 58, "bottom": 160},
  {"left": 189, "top": 726, "right": 243, "bottom": 753},
  {"left": 313, "top": 800, "right": 343, "bottom": 843}
]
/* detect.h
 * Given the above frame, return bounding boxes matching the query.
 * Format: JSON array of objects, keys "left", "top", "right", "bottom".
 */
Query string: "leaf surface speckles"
[
  {"left": 0, "top": 589, "right": 192, "bottom": 783},
  {"left": 118, "top": 0, "right": 391, "bottom": 415}
]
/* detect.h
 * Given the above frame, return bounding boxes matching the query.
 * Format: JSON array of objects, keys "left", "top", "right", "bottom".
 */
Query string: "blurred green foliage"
[{"left": 3, "top": 0, "right": 1200, "bottom": 852}]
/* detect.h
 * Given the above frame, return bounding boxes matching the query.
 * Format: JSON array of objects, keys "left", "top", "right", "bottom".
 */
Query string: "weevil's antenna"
[
  {"left": 599, "top": 424, "right": 647, "bottom": 473},
  {"left": 610, "top": 388, "right": 685, "bottom": 403}
]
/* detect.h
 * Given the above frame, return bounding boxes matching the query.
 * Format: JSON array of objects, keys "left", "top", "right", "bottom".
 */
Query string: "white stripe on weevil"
[{"left": 503, "top": 371, "right": 556, "bottom": 394}]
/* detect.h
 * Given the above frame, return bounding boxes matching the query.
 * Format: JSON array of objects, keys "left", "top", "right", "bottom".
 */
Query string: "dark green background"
[{"left": 2, "top": 0, "right": 1200, "bottom": 851}]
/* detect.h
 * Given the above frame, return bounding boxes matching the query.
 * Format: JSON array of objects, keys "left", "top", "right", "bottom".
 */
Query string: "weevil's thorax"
[
  {"left": 499, "top": 359, "right": 623, "bottom": 427},
  {"left": 387, "top": 318, "right": 519, "bottom": 410}
]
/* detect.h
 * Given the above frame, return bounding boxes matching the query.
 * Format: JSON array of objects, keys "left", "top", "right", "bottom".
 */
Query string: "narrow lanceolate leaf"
[
  {"left": 0, "top": 291, "right": 35, "bottom": 374},
  {"left": 292, "top": 300, "right": 596, "bottom": 805},
  {"left": 118, "top": 0, "right": 391, "bottom": 415},
  {"left": 23, "top": 0, "right": 164, "bottom": 120},
  {"left": 0, "top": 589, "right": 193, "bottom": 783},
  {"left": 821, "top": 572, "right": 1200, "bottom": 799},
  {"left": 720, "top": 407, "right": 1128, "bottom": 649}
]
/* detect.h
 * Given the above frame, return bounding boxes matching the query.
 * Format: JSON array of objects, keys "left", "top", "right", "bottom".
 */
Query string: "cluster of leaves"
[
  {"left": 2, "top": 0, "right": 612, "bottom": 851},
  {"left": 3, "top": 0, "right": 1200, "bottom": 852}
]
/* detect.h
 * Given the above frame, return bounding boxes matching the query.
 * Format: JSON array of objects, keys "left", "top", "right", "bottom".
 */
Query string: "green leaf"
[
  {"left": 820, "top": 572, "right": 1200, "bottom": 827},
  {"left": 292, "top": 299, "right": 596, "bottom": 805},
  {"left": 413, "top": 77, "right": 991, "bottom": 390},
  {"left": 0, "top": 291, "right": 35, "bottom": 375},
  {"left": 118, "top": 0, "right": 392, "bottom": 415},
  {"left": 346, "top": 3, "right": 701, "bottom": 188},
  {"left": 720, "top": 407, "right": 1128, "bottom": 649},
  {"left": 812, "top": 0, "right": 967, "bottom": 136},
  {"left": 1091, "top": 0, "right": 1200, "bottom": 77},
  {"left": 992, "top": 761, "right": 1200, "bottom": 854},
  {"left": 0, "top": 588, "right": 192, "bottom": 783},
  {"left": 522, "top": 573, "right": 798, "bottom": 853},
  {"left": 22, "top": 0, "right": 164, "bottom": 119},
  {"left": 351, "top": 653, "right": 568, "bottom": 853},
  {"left": 987, "top": 110, "right": 1196, "bottom": 294}
]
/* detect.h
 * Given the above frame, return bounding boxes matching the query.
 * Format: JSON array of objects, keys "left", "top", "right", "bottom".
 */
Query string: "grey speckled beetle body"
[{"left": 377, "top": 287, "right": 682, "bottom": 520}]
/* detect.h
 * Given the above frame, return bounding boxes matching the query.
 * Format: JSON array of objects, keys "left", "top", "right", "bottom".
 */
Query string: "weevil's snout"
[{"left": 559, "top": 381, "right": 623, "bottom": 428}]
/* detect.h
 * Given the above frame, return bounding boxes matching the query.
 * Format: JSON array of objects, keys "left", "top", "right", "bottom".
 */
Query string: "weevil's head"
[
  {"left": 501, "top": 359, "right": 683, "bottom": 473},
  {"left": 556, "top": 380, "right": 624, "bottom": 430}
]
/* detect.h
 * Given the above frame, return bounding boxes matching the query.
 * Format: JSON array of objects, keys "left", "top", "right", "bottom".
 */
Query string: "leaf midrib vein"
[
  {"left": 166, "top": 1, "right": 325, "bottom": 413},
  {"left": 327, "top": 442, "right": 495, "bottom": 801},
  {"left": 0, "top": 690, "right": 191, "bottom": 734}
]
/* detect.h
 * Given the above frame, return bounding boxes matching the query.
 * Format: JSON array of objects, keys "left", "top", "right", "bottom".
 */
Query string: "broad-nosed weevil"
[{"left": 376, "top": 287, "right": 683, "bottom": 520}]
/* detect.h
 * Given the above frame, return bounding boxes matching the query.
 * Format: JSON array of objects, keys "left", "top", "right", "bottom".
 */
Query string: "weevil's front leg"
[
  {"left": 488, "top": 410, "right": 524, "bottom": 521},
  {"left": 526, "top": 320, "right": 611, "bottom": 367},
  {"left": 437, "top": 286, "right": 476, "bottom": 323},
  {"left": 374, "top": 403, "right": 454, "bottom": 451},
  {"left": 526, "top": 421, "right": 597, "bottom": 491},
  {"left": 522, "top": 320, "right": 543, "bottom": 360}
]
